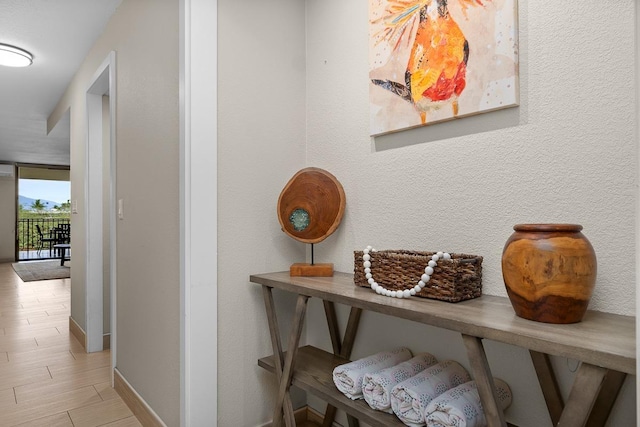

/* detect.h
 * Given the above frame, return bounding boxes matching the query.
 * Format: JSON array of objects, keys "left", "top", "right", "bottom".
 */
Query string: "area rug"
[{"left": 12, "top": 260, "right": 70, "bottom": 282}]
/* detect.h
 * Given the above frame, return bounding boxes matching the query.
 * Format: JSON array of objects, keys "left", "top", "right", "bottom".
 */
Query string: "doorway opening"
[
  {"left": 16, "top": 166, "right": 71, "bottom": 262},
  {"left": 84, "top": 52, "right": 116, "bottom": 360}
]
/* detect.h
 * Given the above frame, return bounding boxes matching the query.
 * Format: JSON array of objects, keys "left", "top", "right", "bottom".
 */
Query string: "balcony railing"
[{"left": 18, "top": 217, "right": 70, "bottom": 261}]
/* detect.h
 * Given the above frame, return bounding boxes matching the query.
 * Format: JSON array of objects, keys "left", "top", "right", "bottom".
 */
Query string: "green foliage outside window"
[{"left": 18, "top": 211, "right": 71, "bottom": 250}]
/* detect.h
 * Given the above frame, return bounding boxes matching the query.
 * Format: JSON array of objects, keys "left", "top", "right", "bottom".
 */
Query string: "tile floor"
[{"left": 0, "top": 262, "right": 141, "bottom": 426}]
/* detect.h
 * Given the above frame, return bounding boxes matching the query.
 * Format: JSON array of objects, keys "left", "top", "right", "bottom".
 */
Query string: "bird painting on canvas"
[{"left": 369, "top": 0, "right": 517, "bottom": 134}]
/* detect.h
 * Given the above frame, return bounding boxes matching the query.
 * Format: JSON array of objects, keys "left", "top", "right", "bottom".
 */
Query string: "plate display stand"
[{"left": 277, "top": 168, "right": 346, "bottom": 277}]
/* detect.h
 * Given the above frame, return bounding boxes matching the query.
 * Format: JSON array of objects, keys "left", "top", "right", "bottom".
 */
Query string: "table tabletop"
[{"left": 250, "top": 271, "right": 636, "bottom": 375}]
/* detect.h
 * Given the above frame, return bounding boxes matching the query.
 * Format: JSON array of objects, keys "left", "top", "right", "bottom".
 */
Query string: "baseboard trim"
[
  {"left": 260, "top": 406, "right": 333, "bottom": 427},
  {"left": 68, "top": 316, "right": 86, "bottom": 350},
  {"left": 114, "top": 368, "right": 167, "bottom": 427},
  {"left": 306, "top": 406, "right": 327, "bottom": 425},
  {"left": 69, "top": 317, "right": 111, "bottom": 351}
]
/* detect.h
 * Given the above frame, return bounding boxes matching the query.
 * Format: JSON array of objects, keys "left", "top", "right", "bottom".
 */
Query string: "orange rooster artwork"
[{"left": 369, "top": 0, "right": 518, "bottom": 135}]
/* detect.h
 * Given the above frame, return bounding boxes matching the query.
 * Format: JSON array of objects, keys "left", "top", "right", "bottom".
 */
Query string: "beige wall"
[
  {"left": 19, "top": 167, "right": 69, "bottom": 181},
  {"left": 217, "top": 0, "right": 308, "bottom": 424},
  {"left": 0, "top": 174, "right": 15, "bottom": 262},
  {"left": 49, "top": 0, "right": 180, "bottom": 425}
]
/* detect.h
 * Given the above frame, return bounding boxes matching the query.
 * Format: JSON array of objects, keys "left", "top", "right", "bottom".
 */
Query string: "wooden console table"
[{"left": 250, "top": 271, "right": 635, "bottom": 427}]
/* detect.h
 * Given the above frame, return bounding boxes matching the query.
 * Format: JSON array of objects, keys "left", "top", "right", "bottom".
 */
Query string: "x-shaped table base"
[
  {"left": 262, "top": 284, "right": 626, "bottom": 427},
  {"left": 262, "top": 286, "right": 363, "bottom": 427}
]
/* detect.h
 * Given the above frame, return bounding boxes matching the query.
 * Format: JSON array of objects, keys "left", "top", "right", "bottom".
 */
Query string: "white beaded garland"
[{"left": 363, "top": 246, "right": 451, "bottom": 299}]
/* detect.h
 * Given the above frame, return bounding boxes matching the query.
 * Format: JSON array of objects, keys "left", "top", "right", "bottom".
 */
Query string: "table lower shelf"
[
  {"left": 258, "top": 345, "right": 406, "bottom": 427},
  {"left": 259, "top": 345, "right": 520, "bottom": 427}
]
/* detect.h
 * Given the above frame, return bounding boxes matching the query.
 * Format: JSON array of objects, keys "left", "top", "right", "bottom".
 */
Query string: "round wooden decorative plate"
[{"left": 277, "top": 167, "right": 346, "bottom": 244}]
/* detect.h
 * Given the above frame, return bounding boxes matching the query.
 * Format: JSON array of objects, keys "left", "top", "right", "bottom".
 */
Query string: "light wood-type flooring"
[{"left": 0, "top": 262, "right": 141, "bottom": 427}]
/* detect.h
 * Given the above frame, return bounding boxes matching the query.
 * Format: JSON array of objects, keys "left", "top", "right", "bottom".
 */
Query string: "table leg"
[
  {"left": 340, "top": 307, "right": 362, "bottom": 358},
  {"left": 587, "top": 370, "right": 627, "bottom": 427},
  {"left": 585, "top": 370, "right": 626, "bottom": 427},
  {"left": 323, "top": 301, "right": 342, "bottom": 355},
  {"left": 262, "top": 286, "right": 305, "bottom": 427},
  {"left": 557, "top": 363, "right": 615, "bottom": 427},
  {"left": 322, "top": 303, "right": 362, "bottom": 427},
  {"left": 461, "top": 334, "right": 507, "bottom": 427},
  {"left": 530, "top": 350, "right": 564, "bottom": 425},
  {"left": 271, "top": 294, "right": 310, "bottom": 427},
  {"left": 530, "top": 351, "right": 626, "bottom": 427}
]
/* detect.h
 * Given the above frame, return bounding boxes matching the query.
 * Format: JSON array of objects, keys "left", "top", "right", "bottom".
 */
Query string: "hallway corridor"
[{"left": 0, "top": 263, "right": 140, "bottom": 426}]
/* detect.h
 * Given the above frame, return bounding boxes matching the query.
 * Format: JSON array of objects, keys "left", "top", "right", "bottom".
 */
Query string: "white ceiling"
[{"left": 0, "top": 0, "right": 122, "bottom": 166}]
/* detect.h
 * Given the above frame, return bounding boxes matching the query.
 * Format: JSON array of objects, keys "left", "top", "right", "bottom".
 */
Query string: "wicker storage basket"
[{"left": 354, "top": 250, "right": 483, "bottom": 302}]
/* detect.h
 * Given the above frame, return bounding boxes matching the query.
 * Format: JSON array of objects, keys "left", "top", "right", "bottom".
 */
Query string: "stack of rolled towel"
[
  {"left": 424, "top": 379, "right": 512, "bottom": 427},
  {"left": 332, "top": 348, "right": 512, "bottom": 427},
  {"left": 332, "top": 347, "right": 413, "bottom": 400}
]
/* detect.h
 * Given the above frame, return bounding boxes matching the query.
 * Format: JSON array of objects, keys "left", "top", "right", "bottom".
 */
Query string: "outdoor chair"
[
  {"left": 36, "top": 225, "right": 56, "bottom": 256},
  {"left": 60, "top": 223, "right": 70, "bottom": 243},
  {"left": 52, "top": 226, "right": 70, "bottom": 245}
]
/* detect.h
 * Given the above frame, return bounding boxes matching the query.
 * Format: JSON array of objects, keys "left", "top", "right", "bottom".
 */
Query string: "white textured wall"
[
  {"left": 49, "top": 0, "right": 180, "bottom": 425},
  {"left": 217, "top": 0, "right": 308, "bottom": 425},
  {"left": 302, "top": 0, "right": 636, "bottom": 426}
]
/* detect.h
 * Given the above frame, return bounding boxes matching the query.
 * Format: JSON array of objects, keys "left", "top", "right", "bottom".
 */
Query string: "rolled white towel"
[
  {"left": 362, "top": 353, "right": 439, "bottom": 413},
  {"left": 333, "top": 347, "right": 412, "bottom": 400},
  {"left": 391, "top": 360, "right": 471, "bottom": 427},
  {"left": 424, "top": 379, "right": 513, "bottom": 427}
]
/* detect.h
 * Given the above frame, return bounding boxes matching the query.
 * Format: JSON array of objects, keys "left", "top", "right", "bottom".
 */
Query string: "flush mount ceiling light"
[{"left": 0, "top": 43, "right": 33, "bottom": 67}]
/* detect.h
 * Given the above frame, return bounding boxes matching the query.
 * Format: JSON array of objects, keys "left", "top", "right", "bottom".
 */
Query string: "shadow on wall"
[{"left": 372, "top": 106, "right": 522, "bottom": 152}]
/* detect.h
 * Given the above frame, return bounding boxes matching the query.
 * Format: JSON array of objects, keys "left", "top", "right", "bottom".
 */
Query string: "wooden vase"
[{"left": 501, "top": 224, "right": 597, "bottom": 324}]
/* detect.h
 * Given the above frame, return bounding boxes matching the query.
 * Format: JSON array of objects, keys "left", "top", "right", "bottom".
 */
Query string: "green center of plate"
[{"left": 289, "top": 208, "right": 310, "bottom": 231}]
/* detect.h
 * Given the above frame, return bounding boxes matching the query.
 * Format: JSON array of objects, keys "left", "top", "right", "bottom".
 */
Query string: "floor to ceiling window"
[{"left": 16, "top": 166, "right": 70, "bottom": 261}]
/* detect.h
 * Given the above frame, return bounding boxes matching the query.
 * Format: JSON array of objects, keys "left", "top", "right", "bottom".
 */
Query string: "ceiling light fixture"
[{"left": 0, "top": 44, "right": 33, "bottom": 67}]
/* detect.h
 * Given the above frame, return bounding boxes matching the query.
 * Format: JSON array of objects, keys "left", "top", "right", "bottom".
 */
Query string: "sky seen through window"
[{"left": 19, "top": 179, "right": 70, "bottom": 204}]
